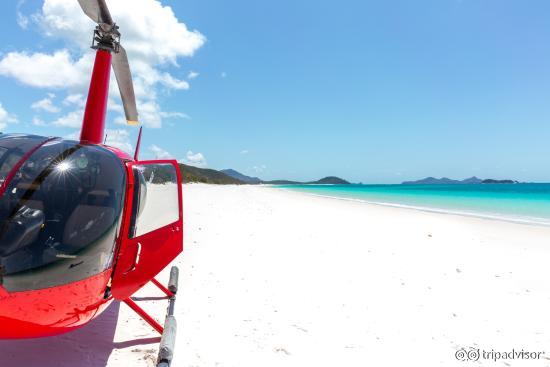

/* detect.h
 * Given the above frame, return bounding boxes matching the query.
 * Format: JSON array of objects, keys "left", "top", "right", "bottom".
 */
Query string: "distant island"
[
  {"left": 220, "top": 169, "right": 262, "bottom": 184},
  {"left": 176, "top": 168, "right": 520, "bottom": 186},
  {"left": 222, "top": 170, "right": 350, "bottom": 185},
  {"left": 177, "top": 165, "right": 350, "bottom": 185},
  {"left": 259, "top": 176, "right": 350, "bottom": 185},
  {"left": 480, "top": 179, "right": 518, "bottom": 184},
  {"left": 402, "top": 176, "right": 520, "bottom": 185}
]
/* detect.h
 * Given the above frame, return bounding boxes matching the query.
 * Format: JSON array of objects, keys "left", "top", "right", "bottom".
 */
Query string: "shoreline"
[{"left": 274, "top": 186, "right": 550, "bottom": 227}]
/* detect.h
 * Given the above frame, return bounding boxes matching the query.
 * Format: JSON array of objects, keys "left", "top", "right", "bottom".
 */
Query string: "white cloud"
[
  {"left": 32, "top": 117, "right": 47, "bottom": 126},
  {"left": 114, "top": 100, "right": 162, "bottom": 128},
  {"left": 150, "top": 144, "right": 174, "bottom": 159},
  {"left": 0, "top": 103, "right": 18, "bottom": 131},
  {"left": 159, "top": 72, "right": 189, "bottom": 90},
  {"left": 31, "top": 94, "right": 60, "bottom": 113},
  {"left": 105, "top": 129, "right": 133, "bottom": 154},
  {"left": 16, "top": 1, "right": 29, "bottom": 29},
  {"left": 240, "top": 149, "right": 249, "bottom": 155},
  {"left": 37, "top": 0, "right": 205, "bottom": 62},
  {"left": 115, "top": 102, "right": 190, "bottom": 127},
  {"left": 51, "top": 110, "right": 82, "bottom": 128},
  {"left": 0, "top": 50, "right": 91, "bottom": 89},
  {"left": 1, "top": 0, "right": 206, "bottom": 128},
  {"left": 63, "top": 93, "right": 85, "bottom": 107},
  {"left": 107, "top": 97, "right": 124, "bottom": 114},
  {"left": 187, "top": 71, "right": 199, "bottom": 79},
  {"left": 17, "top": 12, "right": 29, "bottom": 29},
  {"left": 160, "top": 111, "right": 190, "bottom": 119},
  {"left": 184, "top": 150, "right": 207, "bottom": 167},
  {"left": 113, "top": 116, "right": 126, "bottom": 126},
  {"left": 253, "top": 165, "right": 267, "bottom": 173},
  {"left": 149, "top": 146, "right": 207, "bottom": 166}
]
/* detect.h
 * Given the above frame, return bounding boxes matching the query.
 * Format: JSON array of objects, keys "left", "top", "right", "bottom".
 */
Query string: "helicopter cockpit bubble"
[
  {"left": 0, "top": 137, "right": 126, "bottom": 292},
  {"left": 0, "top": 134, "right": 49, "bottom": 186}
]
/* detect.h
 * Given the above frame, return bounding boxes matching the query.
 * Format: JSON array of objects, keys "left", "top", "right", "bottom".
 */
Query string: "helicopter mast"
[{"left": 80, "top": 49, "right": 111, "bottom": 144}]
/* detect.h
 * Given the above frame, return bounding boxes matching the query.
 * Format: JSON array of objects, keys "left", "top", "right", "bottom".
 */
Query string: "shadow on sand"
[{"left": 0, "top": 301, "right": 159, "bottom": 367}]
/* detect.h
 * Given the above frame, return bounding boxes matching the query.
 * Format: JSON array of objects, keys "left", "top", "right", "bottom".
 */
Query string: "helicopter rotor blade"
[
  {"left": 112, "top": 45, "right": 139, "bottom": 125},
  {"left": 77, "top": 0, "right": 114, "bottom": 26},
  {"left": 78, "top": 0, "right": 139, "bottom": 125}
]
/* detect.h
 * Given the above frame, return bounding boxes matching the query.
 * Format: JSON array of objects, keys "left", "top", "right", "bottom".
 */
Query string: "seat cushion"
[{"left": 63, "top": 205, "right": 115, "bottom": 248}]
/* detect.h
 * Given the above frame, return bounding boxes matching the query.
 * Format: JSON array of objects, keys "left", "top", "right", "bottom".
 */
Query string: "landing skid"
[{"left": 123, "top": 266, "right": 179, "bottom": 367}]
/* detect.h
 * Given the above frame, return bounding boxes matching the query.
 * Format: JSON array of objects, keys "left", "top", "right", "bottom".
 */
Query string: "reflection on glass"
[
  {"left": 130, "top": 163, "right": 179, "bottom": 238},
  {"left": 0, "top": 134, "right": 49, "bottom": 186},
  {"left": 0, "top": 139, "right": 126, "bottom": 292}
]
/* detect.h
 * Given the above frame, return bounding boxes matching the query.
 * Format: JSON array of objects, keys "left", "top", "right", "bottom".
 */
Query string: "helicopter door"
[{"left": 110, "top": 160, "right": 183, "bottom": 300}]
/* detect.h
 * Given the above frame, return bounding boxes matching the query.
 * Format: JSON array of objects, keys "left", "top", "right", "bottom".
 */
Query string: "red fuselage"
[
  {"left": 0, "top": 48, "right": 183, "bottom": 339},
  {"left": 0, "top": 138, "right": 129, "bottom": 338}
]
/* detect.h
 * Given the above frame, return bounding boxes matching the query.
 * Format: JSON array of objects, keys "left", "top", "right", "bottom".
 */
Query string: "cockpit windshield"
[
  {"left": 0, "top": 139, "right": 126, "bottom": 292},
  {"left": 0, "top": 134, "right": 49, "bottom": 187}
]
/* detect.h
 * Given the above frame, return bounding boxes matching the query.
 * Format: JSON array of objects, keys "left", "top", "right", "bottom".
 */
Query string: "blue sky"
[{"left": 0, "top": 0, "right": 550, "bottom": 183}]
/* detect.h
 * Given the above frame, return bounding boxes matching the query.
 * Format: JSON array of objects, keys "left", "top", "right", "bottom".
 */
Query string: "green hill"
[
  {"left": 310, "top": 176, "right": 350, "bottom": 184},
  {"left": 221, "top": 169, "right": 262, "bottom": 184},
  {"left": 175, "top": 166, "right": 350, "bottom": 185},
  {"left": 178, "top": 164, "right": 244, "bottom": 184}
]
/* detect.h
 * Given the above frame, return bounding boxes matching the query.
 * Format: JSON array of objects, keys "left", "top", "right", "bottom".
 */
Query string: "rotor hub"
[{"left": 91, "top": 23, "right": 121, "bottom": 53}]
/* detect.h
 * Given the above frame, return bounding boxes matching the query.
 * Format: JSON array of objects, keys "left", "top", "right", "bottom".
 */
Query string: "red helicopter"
[{"left": 0, "top": 0, "right": 183, "bottom": 364}]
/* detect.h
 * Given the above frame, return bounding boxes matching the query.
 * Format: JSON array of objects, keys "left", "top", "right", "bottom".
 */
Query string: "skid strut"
[{"left": 123, "top": 266, "right": 180, "bottom": 367}]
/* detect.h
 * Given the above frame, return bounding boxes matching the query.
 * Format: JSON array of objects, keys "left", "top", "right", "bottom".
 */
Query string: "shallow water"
[{"left": 278, "top": 183, "right": 550, "bottom": 225}]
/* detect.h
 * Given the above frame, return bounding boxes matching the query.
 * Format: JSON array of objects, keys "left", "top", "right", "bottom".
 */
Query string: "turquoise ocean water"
[{"left": 277, "top": 184, "right": 550, "bottom": 225}]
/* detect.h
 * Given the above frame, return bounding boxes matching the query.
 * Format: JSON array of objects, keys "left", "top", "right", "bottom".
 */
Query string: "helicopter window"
[
  {"left": 0, "top": 147, "right": 13, "bottom": 184},
  {"left": 129, "top": 163, "right": 179, "bottom": 238},
  {"left": 0, "top": 134, "right": 49, "bottom": 186},
  {"left": 0, "top": 139, "right": 126, "bottom": 292}
]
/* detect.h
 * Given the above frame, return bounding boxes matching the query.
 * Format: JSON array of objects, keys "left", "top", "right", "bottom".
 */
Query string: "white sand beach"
[{"left": 2, "top": 184, "right": 550, "bottom": 366}]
